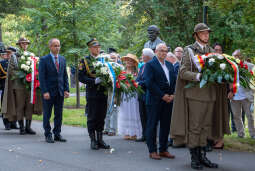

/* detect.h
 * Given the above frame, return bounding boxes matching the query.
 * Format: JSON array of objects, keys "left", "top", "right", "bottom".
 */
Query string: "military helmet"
[
  {"left": 193, "top": 23, "right": 211, "bottom": 36},
  {"left": 16, "top": 37, "right": 30, "bottom": 45},
  {"left": 0, "top": 42, "right": 7, "bottom": 54}
]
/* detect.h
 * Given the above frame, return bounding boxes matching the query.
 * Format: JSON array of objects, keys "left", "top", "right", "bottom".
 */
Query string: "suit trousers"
[
  {"left": 187, "top": 99, "right": 214, "bottom": 148},
  {"left": 138, "top": 99, "right": 147, "bottom": 138},
  {"left": 146, "top": 101, "right": 173, "bottom": 153},
  {"left": 87, "top": 97, "right": 107, "bottom": 134},
  {"left": 231, "top": 99, "right": 255, "bottom": 137},
  {"left": 42, "top": 93, "right": 64, "bottom": 137},
  {"left": 14, "top": 89, "right": 33, "bottom": 120}
]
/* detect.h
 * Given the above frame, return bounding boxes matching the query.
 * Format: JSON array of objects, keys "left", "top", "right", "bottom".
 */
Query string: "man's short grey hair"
[
  {"left": 48, "top": 38, "right": 60, "bottom": 46},
  {"left": 167, "top": 52, "right": 176, "bottom": 58},
  {"left": 232, "top": 49, "right": 241, "bottom": 56},
  {"left": 155, "top": 43, "right": 167, "bottom": 51},
  {"left": 142, "top": 48, "right": 155, "bottom": 58}
]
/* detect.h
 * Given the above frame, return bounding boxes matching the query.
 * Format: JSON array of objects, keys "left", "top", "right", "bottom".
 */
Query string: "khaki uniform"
[
  {"left": 171, "top": 42, "right": 216, "bottom": 148},
  {"left": 1, "top": 53, "right": 42, "bottom": 121}
]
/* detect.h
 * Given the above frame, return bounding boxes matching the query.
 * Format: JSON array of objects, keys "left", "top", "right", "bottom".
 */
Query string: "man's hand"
[
  {"left": 95, "top": 77, "right": 102, "bottom": 84},
  {"left": 228, "top": 91, "right": 234, "bottom": 99},
  {"left": 64, "top": 91, "right": 69, "bottom": 98},
  {"left": 43, "top": 92, "right": 50, "bottom": 100},
  {"left": 168, "top": 95, "right": 174, "bottom": 103},
  {"left": 162, "top": 94, "right": 171, "bottom": 102}
]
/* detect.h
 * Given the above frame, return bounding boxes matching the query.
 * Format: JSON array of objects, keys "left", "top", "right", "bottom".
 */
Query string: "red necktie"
[{"left": 55, "top": 56, "right": 59, "bottom": 72}]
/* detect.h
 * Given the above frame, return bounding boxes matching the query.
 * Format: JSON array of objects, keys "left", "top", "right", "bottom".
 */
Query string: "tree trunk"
[
  {"left": 72, "top": 0, "right": 80, "bottom": 108},
  {"left": 0, "top": 22, "right": 2, "bottom": 42}
]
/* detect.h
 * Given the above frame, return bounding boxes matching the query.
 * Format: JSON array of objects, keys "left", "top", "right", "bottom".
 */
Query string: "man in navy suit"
[
  {"left": 144, "top": 43, "right": 176, "bottom": 160},
  {"left": 135, "top": 48, "right": 154, "bottom": 142},
  {"left": 39, "top": 38, "right": 69, "bottom": 143}
]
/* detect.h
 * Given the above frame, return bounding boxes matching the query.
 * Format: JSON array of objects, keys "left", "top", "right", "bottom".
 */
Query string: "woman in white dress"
[{"left": 118, "top": 54, "right": 142, "bottom": 140}]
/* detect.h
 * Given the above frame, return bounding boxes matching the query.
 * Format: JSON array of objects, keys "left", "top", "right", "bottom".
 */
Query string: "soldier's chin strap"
[{"left": 195, "top": 33, "right": 208, "bottom": 44}]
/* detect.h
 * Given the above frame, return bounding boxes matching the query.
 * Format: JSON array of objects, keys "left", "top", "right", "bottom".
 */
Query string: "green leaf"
[{"left": 200, "top": 79, "right": 207, "bottom": 88}]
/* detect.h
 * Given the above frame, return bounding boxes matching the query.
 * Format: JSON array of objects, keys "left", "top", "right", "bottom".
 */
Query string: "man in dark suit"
[
  {"left": 144, "top": 43, "right": 176, "bottom": 160},
  {"left": 135, "top": 48, "right": 154, "bottom": 142},
  {"left": 78, "top": 38, "right": 110, "bottom": 150},
  {"left": 39, "top": 38, "right": 69, "bottom": 143}
]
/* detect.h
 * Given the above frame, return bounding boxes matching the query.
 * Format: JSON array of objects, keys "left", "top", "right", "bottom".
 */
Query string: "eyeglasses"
[
  {"left": 158, "top": 50, "right": 168, "bottom": 53},
  {"left": 175, "top": 51, "right": 183, "bottom": 53}
]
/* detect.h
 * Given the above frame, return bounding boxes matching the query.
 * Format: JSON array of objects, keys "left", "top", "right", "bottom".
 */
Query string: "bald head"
[
  {"left": 174, "top": 47, "right": 183, "bottom": 61},
  {"left": 155, "top": 43, "right": 168, "bottom": 61}
]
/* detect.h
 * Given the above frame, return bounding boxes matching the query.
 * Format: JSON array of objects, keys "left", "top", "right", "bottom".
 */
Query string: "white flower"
[
  {"left": 220, "top": 63, "right": 226, "bottom": 70},
  {"left": 217, "top": 55, "right": 224, "bottom": 60},
  {"left": 21, "top": 64, "right": 26, "bottom": 69},
  {"left": 26, "top": 61, "right": 31, "bottom": 65},
  {"left": 100, "top": 67, "right": 108, "bottom": 74},
  {"left": 21, "top": 56, "right": 25, "bottom": 60},
  {"left": 208, "top": 58, "right": 215, "bottom": 63},
  {"left": 24, "top": 51, "right": 28, "bottom": 56},
  {"left": 30, "top": 53, "right": 35, "bottom": 57}
]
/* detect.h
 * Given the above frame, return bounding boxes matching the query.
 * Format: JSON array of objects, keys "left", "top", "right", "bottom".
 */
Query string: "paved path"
[{"left": 0, "top": 121, "right": 254, "bottom": 171}]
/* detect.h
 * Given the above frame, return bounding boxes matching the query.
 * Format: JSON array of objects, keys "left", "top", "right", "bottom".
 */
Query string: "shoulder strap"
[{"left": 83, "top": 58, "right": 96, "bottom": 78}]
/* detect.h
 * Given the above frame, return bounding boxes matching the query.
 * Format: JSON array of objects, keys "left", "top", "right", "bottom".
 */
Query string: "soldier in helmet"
[
  {"left": 1, "top": 38, "right": 42, "bottom": 135},
  {"left": 144, "top": 25, "right": 165, "bottom": 52},
  {"left": 170, "top": 23, "right": 219, "bottom": 170}
]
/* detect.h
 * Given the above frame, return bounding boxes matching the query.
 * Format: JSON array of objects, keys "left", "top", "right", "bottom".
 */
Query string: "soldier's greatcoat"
[
  {"left": 1, "top": 54, "right": 42, "bottom": 121},
  {"left": 170, "top": 42, "right": 230, "bottom": 147}
]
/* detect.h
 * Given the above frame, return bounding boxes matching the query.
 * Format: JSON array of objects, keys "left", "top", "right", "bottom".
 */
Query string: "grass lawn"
[{"left": 224, "top": 129, "right": 255, "bottom": 152}]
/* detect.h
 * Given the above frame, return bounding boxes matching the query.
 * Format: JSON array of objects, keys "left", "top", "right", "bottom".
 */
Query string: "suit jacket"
[
  {"left": 136, "top": 64, "right": 146, "bottom": 101},
  {"left": 173, "top": 62, "right": 180, "bottom": 76},
  {"left": 78, "top": 55, "right": 106, "bottom": 99},
  {"left": 39, "top": 54, "right": 69, "bottom": 97},
  {"left": 144, "top": 56, "right": 176, "bottom": 106}
]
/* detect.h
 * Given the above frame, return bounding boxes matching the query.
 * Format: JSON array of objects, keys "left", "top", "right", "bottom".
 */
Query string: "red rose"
[
  {"left": 118, "top": 74, "right": 126, "bottom": 81},
  {"left": 250, "top": 71, "right": 254, "bottom": 75},
  {"left": 240, "top": 61, "right": 244, "bottom": 68},
  {"left": 120, "top": 71, "right": 126, "bottom": 74},
  {"left": 133, "top": 81, "right": 138, "bottom": 88},
  {"left": 244, "top": 64, "right": 248, "bottom": 70},
  {"left": 35, "top": 79, "right": 40, "bottom": 88},
  {"left": 125, "top": 80, "right": 130, "bottom": 87},
  {"left": 26, "top": 73, "right": 32, "bottom": 82},
  {"left": 116, "top": 81, "right": 120, "bottom": 88}
]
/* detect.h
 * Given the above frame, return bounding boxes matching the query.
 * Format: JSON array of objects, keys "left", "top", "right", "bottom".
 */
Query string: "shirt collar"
[
  {"left": 156, "top": 56, "right": 166, "bottom": 65},
  {"left": 50, "top": 52, "right": 58, "bottom": 58},
  {"left": 196, "top": 41, "right": 206, "bottom": 50}
]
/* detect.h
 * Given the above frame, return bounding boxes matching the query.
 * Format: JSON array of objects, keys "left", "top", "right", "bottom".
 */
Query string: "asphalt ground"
[{"left": 0, "top": 120, "right": 254, "bottom": 171}]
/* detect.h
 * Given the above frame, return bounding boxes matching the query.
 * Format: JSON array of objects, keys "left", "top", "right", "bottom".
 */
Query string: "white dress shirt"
[{"left": 157, "top": 57, "right": 170, "bottom": 84}]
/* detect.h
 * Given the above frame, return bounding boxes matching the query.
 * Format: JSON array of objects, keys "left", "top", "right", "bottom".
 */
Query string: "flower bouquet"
[
  {"left": 91, "top": 54, "right": 144, "bottom": 106},
  {"left": 13, "top": 51, "right": 40, "bottom": 104},
  {"left": 185, "top": 53, "right": 254, "bottom": 93}
]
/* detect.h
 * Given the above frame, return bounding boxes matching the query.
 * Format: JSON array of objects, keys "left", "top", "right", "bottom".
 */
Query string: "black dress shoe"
[
  {"left": 45, "top": 135, "right": 54, "bottom": 143},
  {"left": 54, "top": 135, "right": 67, "bottom": 142}
]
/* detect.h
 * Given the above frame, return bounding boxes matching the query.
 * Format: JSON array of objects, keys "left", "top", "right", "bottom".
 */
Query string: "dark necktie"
[{"left": 55, "top": 56, "right": 59, "bottom": 72}]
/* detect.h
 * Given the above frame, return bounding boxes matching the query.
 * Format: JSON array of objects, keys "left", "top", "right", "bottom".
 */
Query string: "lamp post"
[{"left": 203, "top": 0, "right": 208, "bottom": 24}]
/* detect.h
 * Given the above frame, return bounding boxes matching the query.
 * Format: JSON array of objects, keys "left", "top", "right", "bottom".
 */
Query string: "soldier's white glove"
[{"left": 95, "top": 77, "right": 102, "bottom": 84}]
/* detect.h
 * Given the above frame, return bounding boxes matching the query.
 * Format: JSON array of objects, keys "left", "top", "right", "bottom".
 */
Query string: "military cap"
[
  {"left": 193, "top": 23, "right": 211, "bottom": 36},
  {"left": 6, "top": 46, "right": 17, "bottom": 53},
  {"left": 0, "top": 42, "right": 7, "bottom": 54},
  {"left": 108, "top": 47, "right": 117, "bottom": 53},
  {"left": 87, "top": 38, "right": 100, "bottom": 47},
  {"left": 16, "top": 37, "right": 30, "bottom": 45}
]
